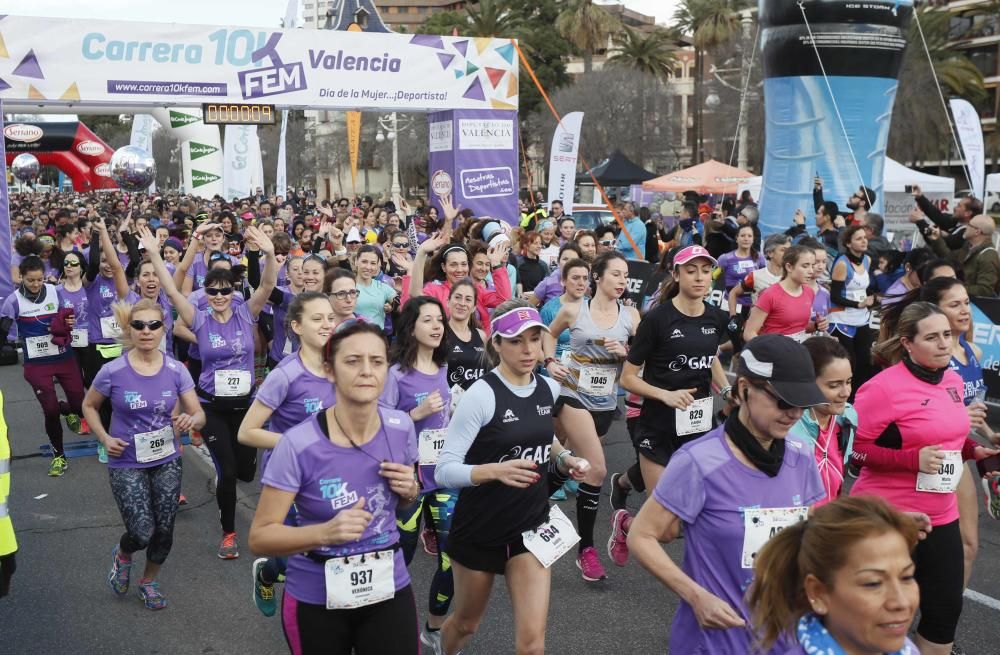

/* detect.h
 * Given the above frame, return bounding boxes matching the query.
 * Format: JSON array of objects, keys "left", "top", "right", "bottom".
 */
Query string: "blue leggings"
[
  {"left": 395, "top": 489, "right": 456, "bottom": 617},
  {"left": 108, "top": 458, "right": 183, "bottom": 565}
]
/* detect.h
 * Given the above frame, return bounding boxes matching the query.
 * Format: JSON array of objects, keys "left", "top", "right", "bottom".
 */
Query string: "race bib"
[
  {"left": 100, "top": 315, "right": 122, "bottom": 339},
  {"left": 324, "top": 549, "right": 395, "bottom": 610},
  {"left": 788, "top": 331, "right": 809, "bottom": 343},
  {"left": 559, "top": 350, "right": 573, "bottom": 366},
  {"left": 214, "top": 369, "right": 251, "bottom": 397},
  {"left": 522, "top": 505, "right": 580, "bottom": 568},
  {"left": 70, "top": 328, "right": 89, "bottom": 348},
  {"left": 578, "top": 364, "right": 616, "bottom": 397},
  {"left": 847, "top": 288, "right": 867, "bottom": 303},
  {"left": 283, "top": 336, "right": 294, "bottom": 356},
  {"left": 25, "top": 334, "right": 57, "bottom": 359},
  {"left": 418, "top": 428, "right": 447, "bottom": 466},
  {"left": 916, "top": 450, "right": 963, "bottom": 493},
  {"left": 134, "top": 425, "right": 176, "bottom": 464},
  {"left": 741, "top": 506, "right": 809, "bottom": 569},
  {"left": 676, "top": 396, "right": 712, "bottom": 436}
]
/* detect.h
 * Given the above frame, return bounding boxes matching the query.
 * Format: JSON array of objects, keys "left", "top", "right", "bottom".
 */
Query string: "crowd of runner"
[{"left": 1, "top": 184, "right": 999, "bottom": 655}]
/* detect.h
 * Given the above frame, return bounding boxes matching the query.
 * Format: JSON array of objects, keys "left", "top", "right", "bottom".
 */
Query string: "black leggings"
[
  {"left": 0, "top": 553, "right": 14, "bottom": 598},
  {"left": 913, "top": 519, "right": 963, "bottom": 645},
  {"left": 108, "top": 459, "right": 183, "bottom": 564},
  {"left": 202, "top": 403, "right": 257, "bottom": 533},
  {"left": 281, "top": 585, "right": 418, "bottom": 655},
  {"left": 82, "top": 345, "right": 115, "bottom": 430}
]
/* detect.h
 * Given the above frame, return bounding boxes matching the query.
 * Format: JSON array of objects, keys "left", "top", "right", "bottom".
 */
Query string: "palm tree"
[
  {"left": 555, "top": 0, "right": 621, "bottom": 74},
  {"left": 466, "top": 0, "right": 522, "bottom": 38},
  {"left": 673, "top": 0, "right": 752, "bottom": 162},
  {"left": 889, "top": 5, "right": 986, "bottom": 166}
]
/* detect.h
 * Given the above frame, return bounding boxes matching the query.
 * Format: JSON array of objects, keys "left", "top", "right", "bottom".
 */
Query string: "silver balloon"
[
  {"left": 11, "top": 153, "right": 40, "bottom": 182},
  {"left": 110, "top": 145, "right": 156, "bottom": 192}
]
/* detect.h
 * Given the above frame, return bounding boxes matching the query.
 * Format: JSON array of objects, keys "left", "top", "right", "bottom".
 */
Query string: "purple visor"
[{"left": 491, "top": 306, "right": 549, "bottom": 339}]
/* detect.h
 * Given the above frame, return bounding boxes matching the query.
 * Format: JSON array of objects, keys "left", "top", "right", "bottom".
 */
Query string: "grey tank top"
[{"left": 561, "top": 300, "right": 634, "bottom": 411}]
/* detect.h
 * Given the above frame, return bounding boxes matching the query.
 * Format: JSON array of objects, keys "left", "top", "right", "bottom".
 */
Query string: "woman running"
[
  {"left": 254, "top": 252, "right": 326, "bottom": 369},
  {"left": 127, "top": 260, "right": 174, "bottom": 355},
  {"left": 743, "top": 245, "right": 820, "bottom": 342},
  {"left": 716, "top": 224, "right": 763, "bottom": 316},
  {"left": 57, "top": 250, "right": 91, "bottom": 420},
  {"left": 539, "top": 258, "right": 590, "bottom": 365},
  {"left": 445, "top": 279, "right": 488, "bottom": 395},
  {"left": 0, "top": 256, "right": 87, "bottom": 477},
  {"left": 852, "top": 302, "right": 998, "bottom": 655},
  {"left": 527, "top": 243, "right": 583, "bottom": 308},
  {"left": 748, "top": 496, "right": 920, "bottom": 655},
  {"left": 84, "top": 299, "right": 204, "bottom": 610},
  {"left": 829, "top": 224, "right": 876, "bottom": 393},
  {"left": 542, "top": 251, "right": 639, "bottom": 582},
  {"left": 436, "top": 300, "right": 588, "bottom": 655},
  {"left": 140, "top": 224, "right": 278, "bottom": 559},
  {"left": 627, "top": 335, "right": 828, "bottom": 654},
  {"left": 608, "top": 246, "right": 730, "bottom": 558},
  {"left": 727, "top": 233, "right": 790, "bottom": 317},
  {"left": 788, "top": 337, "right": 857, "bottom": 504},
  {"left": 354, "top": 246, "right": 397, "bottom": 329},
  {"left": 248, "top": 321, "right": 421, "bottom": 655},
  {"left": 324, "top": 269, "right": 365, "bottom": 327},
  {"left": 380, "top": 297, "right": 456, "bottom": 653},
  {"left": 238, "top": 292, "right": 338, "bottom": 617}
]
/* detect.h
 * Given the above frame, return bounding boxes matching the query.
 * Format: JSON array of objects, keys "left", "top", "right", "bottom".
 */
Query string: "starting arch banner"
[{"left": 0, "top": 15, "right": 519, "bottom": 111}]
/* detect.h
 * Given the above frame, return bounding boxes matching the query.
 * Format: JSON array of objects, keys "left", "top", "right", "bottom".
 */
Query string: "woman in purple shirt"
[
  {"left": 380, "top": 296, "right": 454, "bottom": 652},
  {"left": 82, "top": 299, "right": 204, "bottom": 610},
  {"left": 140, "top": 224, "right": 278, "bottom": 560},
  {"left": 749, "top": 496, "right": 920, "bottom": 655},
  {"left": 238, "top": 291, "right": 338, "bottom": 617},
  {"left": 627, "top": 335, "right": 827, "bottom": 654},
  {"left": 248, "top": 321, "right": 421, "bottom": 655}
]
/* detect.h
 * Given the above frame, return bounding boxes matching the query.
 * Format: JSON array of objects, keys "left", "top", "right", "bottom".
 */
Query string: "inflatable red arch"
[{"left": 4, "top": 121, "right": 118, "bottom": 191}]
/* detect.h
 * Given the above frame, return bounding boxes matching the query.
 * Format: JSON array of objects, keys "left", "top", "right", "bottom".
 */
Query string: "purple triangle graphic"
[
  {"left": 0, "top": 78, "right": 9, "bottom": 92},
  {"left": 453, "top": 40, "right": 468, "bottom": 57},
  {"left": 437, "top": 52, "right": 455, "bottom": 70},
  {"left": 463, "top": 77, "right": 485, "bottom": 102},
  {"left": 409, "top": 34, "right": 445, "bottom": 50},
  {"left": 13, "top": 50, "right": 43, "bottom": 79}
]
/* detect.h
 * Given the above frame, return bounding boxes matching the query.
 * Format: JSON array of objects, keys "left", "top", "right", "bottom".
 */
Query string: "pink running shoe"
[
  {"left": 608, "top": 509, "right": 630, "bottom": 567},
  {"left": 575, "top": 546, "right": 607, "bottom": 582}
]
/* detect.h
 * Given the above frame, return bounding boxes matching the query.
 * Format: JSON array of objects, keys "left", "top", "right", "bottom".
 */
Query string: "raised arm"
[
  {"left": 406, "top": 232, "right": 447, "bottom": 301},
  {"left": 137, "top": 225, "right": 196, "bottom": 326},
  {"left": 246, "top": 225, "right": 278, "bottom": 318},
  {"left": 95, "top": 220, "right": 129, "bottom": 299}
]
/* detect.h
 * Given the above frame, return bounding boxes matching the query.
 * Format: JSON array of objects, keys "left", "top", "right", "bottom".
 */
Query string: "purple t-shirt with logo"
[
  {"left": 718, "top": 252, "right": 765, "bottom": 305},
  {"left": 653, "top": 425, "right": 825, "bottom": 655},
  {"left": 92, "top": 354, "right": 194, "bottom": 469},
  {"left": 185, "top": 254, "right": 239, "bottom": 291},
  {"left": 85, "top": 275, "right": 120, "bottom": 344},
  {"left": 190, "top": 302, "right": 257, "bottom": 398},
  {"left": 268, "top": 287, "right": 297, "bottom": 362},
  {"left": 380, "top": 364, "right": 449, "bottom": 492},
  {"left": 185, "top": 288, "right": 246, "bottom": 360},
  {"left": 261, "top": 410, "right": 418, "bottom": 606},
  {"left": 57, "top": 284, "right": 88, "bottom": 336}
]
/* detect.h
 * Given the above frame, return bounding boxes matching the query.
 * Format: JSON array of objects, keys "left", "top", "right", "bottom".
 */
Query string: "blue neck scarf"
[{"left": 796, "top": 613, "right": 915, "bottom": 655}]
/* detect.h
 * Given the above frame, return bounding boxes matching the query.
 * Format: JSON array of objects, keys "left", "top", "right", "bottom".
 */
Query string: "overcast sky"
[{"left": 10, "top": 0, "right": 678, "bottom": 29}]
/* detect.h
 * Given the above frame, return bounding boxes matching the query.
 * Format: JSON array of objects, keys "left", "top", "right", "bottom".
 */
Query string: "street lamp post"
[{"left": 375, "top": 112, "right": 414, "bottom": 206}]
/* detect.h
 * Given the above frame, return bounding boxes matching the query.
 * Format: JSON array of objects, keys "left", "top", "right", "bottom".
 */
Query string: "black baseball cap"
[{"left": 737, "top": 334, "right": 828, "bottom": 408}]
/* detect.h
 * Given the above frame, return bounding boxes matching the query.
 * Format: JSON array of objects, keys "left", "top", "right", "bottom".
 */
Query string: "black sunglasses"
[
  {"left": 751, "top": 383, "right": 796, "bottom": 411},
  {"left": 205, "top": 287, "right": 234, "bottom": 296},
  {"left": 392, "top": 242, "right": 409, "bottom": 249},
  {"left": 130, "top": 319, "right": 164, "bottom": 331}
]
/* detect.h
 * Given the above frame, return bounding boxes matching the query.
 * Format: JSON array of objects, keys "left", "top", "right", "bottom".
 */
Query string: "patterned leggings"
[
  {"left": 395, "top": 489, "right": 457, "bottom": 618},
  {"left": 108, "top": 458, "right": 183, "bottom": 565}
]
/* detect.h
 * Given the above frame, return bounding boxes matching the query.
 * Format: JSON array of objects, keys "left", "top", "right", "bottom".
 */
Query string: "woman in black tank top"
[{"left": 445, "top": 279, "right": 487, "bottom": 394}]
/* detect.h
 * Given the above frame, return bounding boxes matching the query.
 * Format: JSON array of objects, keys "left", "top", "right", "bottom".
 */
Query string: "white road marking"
[{"left": 965, "top": 588, "right": 1000, "bottom": 612}]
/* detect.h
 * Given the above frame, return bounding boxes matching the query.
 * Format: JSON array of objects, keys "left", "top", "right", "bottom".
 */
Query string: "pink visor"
[
  {"left": 673, "top": 245, "right": 717, "bottom": 269},
  {"left": 491, "top": 307, "right": 549, "bottom": 339}
]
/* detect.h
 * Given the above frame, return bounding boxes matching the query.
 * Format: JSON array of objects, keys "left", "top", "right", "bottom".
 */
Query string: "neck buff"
[
  {"left": 725, "top": 410, "right": 785, "bottom": 477},
  {"left": 903, "top": 353, "right": 945, "bottom": 385},
  {"left": 796, "top": 612, "right": 915, "bottom": 655}
]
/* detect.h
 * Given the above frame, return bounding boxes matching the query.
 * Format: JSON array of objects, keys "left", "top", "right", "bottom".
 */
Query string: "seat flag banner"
[
  {"left": 971, "top": 297, "right": 1000, "bottom": 402},
  {"left": 223, "top": 125, "right": 258, "bottom": 200},
  {"left": 129, "top": 114, "right": 157, "bottom": 193},
  {"left": 0, "top": 16, "right": 519, "bottom": 111},
  {"left": 950, "top": 98, "right": 985, "bottom": 201},
  {"left": 546, "top": 112, "right": 583, "bottom": 215}
]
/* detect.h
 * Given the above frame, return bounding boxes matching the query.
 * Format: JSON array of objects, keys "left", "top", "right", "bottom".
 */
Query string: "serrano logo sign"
[
  {"left": 94, "top": 163, "right": 111, "bottom": 177},
  {"left": 3, "top": 124, "right": 44, "bottom": 143},
  {"left": 76, "top": 140, "right": 105, "bottom": 156}
]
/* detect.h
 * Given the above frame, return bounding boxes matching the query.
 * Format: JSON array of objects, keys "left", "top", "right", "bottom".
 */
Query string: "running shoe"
[
  {"left": 47, "top": 455, "right": 68, "bottom": 477},
  {"left": 420, "top": 626, "right": 443, "bottom": 655},
  {"left": 178, "top": 494, "right": 188, "bottom": 506},
  {"left": 218, "top": 532, "right": 240, "bottom": 559},
  {"left": 97, "top": 443, "right": 108, "bottom": 464},
  {"left": 138, "top": 580, "right": 168, "bottom": 610},
  {"left": 107, "top": 545, "right": 132, "bottom": 595},
  {"left": 608, "top": 509, "right": 630, "bottom": 567},
  {"left": 421, "top": 528, "right": 438, "bottom": 556},
  {"left": 252, "top": 558, "right": 277, "bottom": 617},
  {"left": 550, "top": 486, "right": 567, "bottom": 501},
  {"left": 564, "top": 479, "right": 579, "bottom": 495},
  {"left": 575, "top": 546, "right": 607, "bottom": 582},
  {"left": 64, "top": 413, "right": 81, "bottom": 434},
  {"left": 983, "top": 477, "right": 1000, "bottom": 521},
  {"left": 609, "top": 472, "right": 629, "bottom": 511},
  {"left": 78, "top": 418, "right": 90, "bottom": 435}
]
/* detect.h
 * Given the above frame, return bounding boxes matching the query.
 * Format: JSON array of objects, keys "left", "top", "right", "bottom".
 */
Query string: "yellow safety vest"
[{"left": 0, "top": 389, "right": 16, "bottom": 557}]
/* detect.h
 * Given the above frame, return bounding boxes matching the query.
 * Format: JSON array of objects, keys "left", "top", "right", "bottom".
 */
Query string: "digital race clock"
[{"left": 201, "top": 103, "right": 277, "bottom": 125}]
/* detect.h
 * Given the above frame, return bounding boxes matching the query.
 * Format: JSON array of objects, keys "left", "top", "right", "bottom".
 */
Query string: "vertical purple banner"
[
  {"left": 0, "top": 101, "right": 12, "bottom": 301},
  {"left": 427, "top": 109, "right": 519, "bottom": 225}
]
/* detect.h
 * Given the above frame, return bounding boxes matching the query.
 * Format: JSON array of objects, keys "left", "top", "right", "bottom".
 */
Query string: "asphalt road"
[{"left": 1, "top": 361, "right": 1000, "bottom": 654}]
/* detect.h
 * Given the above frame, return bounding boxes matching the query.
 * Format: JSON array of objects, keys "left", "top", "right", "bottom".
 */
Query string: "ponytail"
[{"left": 747, "top": 522, "right": 810, "bottom": 650}]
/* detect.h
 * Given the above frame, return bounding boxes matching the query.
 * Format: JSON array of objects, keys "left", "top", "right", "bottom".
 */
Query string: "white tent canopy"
[{"left": 739, "top": 157, "right": 955, "bottom": 201}]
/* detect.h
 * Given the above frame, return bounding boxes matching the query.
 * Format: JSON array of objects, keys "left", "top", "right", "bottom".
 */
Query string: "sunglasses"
[
  {"left": 330, "top": 289, "right": 360, "bottom": 300},
  {"left": 64, "top": 260, "right": 81, "bottom": 268},
  {"left": 599, "top": 240, "right": 616, "bottom": 247},
  {"left": 129, "top": 319, "right": 164, "bottom": 331},
  {"left": 752, "top": 383, "right": 796, "bottom": 411},
  {"left": 392, "top": 242, "right": 409, "bottom": 249},
  {"left": 205, "top": 287, "right": 234, "bottom": 296}
]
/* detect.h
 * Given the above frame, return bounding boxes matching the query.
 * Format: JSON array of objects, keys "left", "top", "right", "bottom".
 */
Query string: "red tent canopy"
[{"left": 642, "top": 159, "right": 753, "bottom": 195}]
